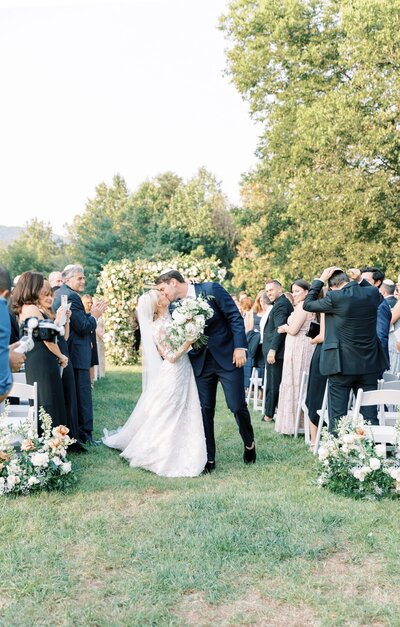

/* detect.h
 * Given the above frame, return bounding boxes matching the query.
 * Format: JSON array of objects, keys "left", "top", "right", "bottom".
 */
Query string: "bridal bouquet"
[
  {"left": 0, "top": 407, "right": 76, "bottom": 496},
  {"left": 168, "top": 295, "right": 214, "bottom": 350},
  {"left": 317, "top": 416, "right": 400, "bottom": 499}
]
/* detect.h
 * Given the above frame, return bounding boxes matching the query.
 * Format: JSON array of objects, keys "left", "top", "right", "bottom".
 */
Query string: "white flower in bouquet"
[
  {"left": 7, "top": 475, "right": 20, "bottom": 489},
  {"left": 60, "top": 461, "right": 72, "bottom": 475},
  {"left": 28, "top": 476, "right": 40, "bottom": 486},
  {"left": 52, "top": 457, "right": 62, "bottom": 466},
  {"left": 389, "top": 467, "right": 400, "bottom": 481},
  {"left": 168, "top": 296, "right": 213, "bottom": 350},
  {"left": 30, "top": 452, "right": 49, "bottom": 468},
  {"left": 369, "top": 457, "right": 381, "bottom": 471},
  {"left": 375, "top": 444, "right": 386, "bottom": 458},
  {"left": 318, "top": 447, "right": 329, "bottom": 461}
]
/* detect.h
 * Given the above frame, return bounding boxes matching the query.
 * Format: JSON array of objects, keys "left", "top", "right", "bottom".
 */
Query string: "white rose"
[
  {"left": 342, "top": 434, "right": 355, "bottom": 444},
  {"left": 28, "top": 476, "right": 40, "bottom": 486},
  {"left": 52, "top": 457, "right": 62, "bottom": 466},
  {"left": 375, "top": 444, "right": 386, "bottom": 457},
  {"left": 389, "top": 467, "right": 400, "bottom": 481},
  {"left": 369, "top": 458, "right": 381, "bottom": 471},
  {"left": 352, "top": 468, "right": 365, "bottom": 481},
  {"left": 171, "top": 311, "right": 187, "bottom": 324},
  {"left": 6, "top": 475, "right": 18, "bottom": 489},
  {"left": 30, "top": 452, "right": 49, "bottom": 467},
  {"left": 318, "top": 447, "right": 329, "bottom": 460},
  {"left": 60, "top": 462, "right": 72, "bottom": 474}
]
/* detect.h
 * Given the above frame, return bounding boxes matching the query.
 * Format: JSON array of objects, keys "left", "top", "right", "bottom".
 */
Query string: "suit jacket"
[
  {"left": 187, "top": 282, "right": 247, "bottom": 376},
  {"left": 377, "top": 298, "right": 391, "bottom": 362},
  {"left": 262, "top": 294, "right": 294, "bottom": 360},
  {"left": 385, "top": 296, "right": 397, "bottom": 309},
  {"left": 303, "top": 279, "right": 388, "bottom": 376},
  {"left": 53, "top": 284, "right": 96, "bottom": 370}
]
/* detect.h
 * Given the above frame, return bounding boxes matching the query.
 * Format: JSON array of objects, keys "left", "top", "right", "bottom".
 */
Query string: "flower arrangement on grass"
[
  {"left": 168, "top": 295, "right": 214, "bottom": 350},
  {"left": 97, "top": 252, "right": 226, "bottom": 365},
  {"left": 0, "top": 408, "right": 76, "bottom": 496},
  {"left": 317, "top": 416, "right": 400, "bottom": 499}
]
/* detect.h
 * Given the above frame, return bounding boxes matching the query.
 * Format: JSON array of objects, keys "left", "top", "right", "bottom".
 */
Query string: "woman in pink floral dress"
[{"left": 274, "top": 280, "right": 315, "bottom": 435}]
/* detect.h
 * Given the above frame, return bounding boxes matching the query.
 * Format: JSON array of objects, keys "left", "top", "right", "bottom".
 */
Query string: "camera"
[{"left": 20, "top": 317, "right": 65, "bottom": 346}]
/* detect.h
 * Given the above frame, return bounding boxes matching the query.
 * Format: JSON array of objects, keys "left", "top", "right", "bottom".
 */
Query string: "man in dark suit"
[
  {"left": 155, "top": 270, "right": 255, "bottom": 472},
  {"left": 361, "top": 267, "right": 391, "bottom": 370},
  {"left": 380, "top": 279, "right": 397, "bottom": 309},
  {"left": 54, "top": 264, "right": 107, "bottom": 445},
  {"left": 303, "top": 267, "right": 388, "bottom": 432},
  {"left": 261, "top": 280, "right": 293, "bottom": 423}
]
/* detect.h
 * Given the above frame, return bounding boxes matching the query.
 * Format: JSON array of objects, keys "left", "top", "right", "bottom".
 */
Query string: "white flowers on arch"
[{"left": 97, "top": 254, "right": 227, "bottom": 365}]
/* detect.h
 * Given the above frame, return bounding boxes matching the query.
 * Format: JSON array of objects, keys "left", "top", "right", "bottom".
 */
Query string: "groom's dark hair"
[{"left": 155, "top": 270, "right": 185, "bottom": 284}]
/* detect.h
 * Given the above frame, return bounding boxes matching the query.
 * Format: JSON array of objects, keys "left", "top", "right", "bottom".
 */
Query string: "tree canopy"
[{"left": 221, "top": 0, "right": 400, "bottom": 287}]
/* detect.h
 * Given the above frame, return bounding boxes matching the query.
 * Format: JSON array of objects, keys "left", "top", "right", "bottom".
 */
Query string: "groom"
[{"left": 155, "top": 270, "right": 256, "bottom": 472}]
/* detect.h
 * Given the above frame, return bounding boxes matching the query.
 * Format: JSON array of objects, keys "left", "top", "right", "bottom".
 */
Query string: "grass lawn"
[{"left": 1, "top": 365, "right": 399, "bottom": 626}]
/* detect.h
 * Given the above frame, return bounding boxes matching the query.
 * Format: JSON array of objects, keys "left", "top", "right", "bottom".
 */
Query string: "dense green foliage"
[
  {"left": 221, "top": 0, "right": 400, "bottom": 288},
  {"left": 67, "top": 169, "right": 236, "bottom": 292},
  {"left": 1, "top": 367, "right": 400, "bottom": 625},
  {"left": 0, "top": 219, "right": 67, "bottom": 279}
]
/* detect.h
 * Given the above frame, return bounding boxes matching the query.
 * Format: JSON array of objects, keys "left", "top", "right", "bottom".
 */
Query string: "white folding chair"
[
  {"left": 313, "top": 381, "right": 329, "bottom": 454},
  {"left": 352, "top": 388, "right": 400, "bottom": 427},
  {"left": 12, "top": 372, "right": 27, "bottom": 384},
  {"left": 383, "top": 372, "right": 400, "bottom": 383},
  {"left": 294, "top": 371, "right": 310, "bottom": 443},
  {"left": 246, "top": 367, "right": 265, "bottom": 411},
  {"left": 0, "top": 382, "right": 38, "bottom": 434}
]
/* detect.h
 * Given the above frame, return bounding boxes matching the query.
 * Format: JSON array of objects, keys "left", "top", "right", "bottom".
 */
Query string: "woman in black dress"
[
  {"left": 305, "top": 313, "right": 327, "bottom": 448},
  {"left": 12, "top": 272, "right": 69, "bottom": 430}
]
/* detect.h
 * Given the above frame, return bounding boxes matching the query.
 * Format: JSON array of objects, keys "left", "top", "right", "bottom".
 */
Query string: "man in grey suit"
[
  {"left": 262, "top": 280, "right": 293, "bottom": 422},
  {"left": 303, "top": 267, "right": 388, "bottom": 432}
]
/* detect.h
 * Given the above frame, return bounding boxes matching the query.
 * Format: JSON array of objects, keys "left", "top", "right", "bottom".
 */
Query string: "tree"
[
  {"left": 0, "top": 219, "right": 67, "bottom": 279},
  {"left": 221, "top": 0, "right": 400, "bottom": 287}
]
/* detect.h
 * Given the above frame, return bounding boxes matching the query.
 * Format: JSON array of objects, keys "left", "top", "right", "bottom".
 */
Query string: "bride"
[{"left": 103, "top": 289, "right": 207, "bottom": 477}]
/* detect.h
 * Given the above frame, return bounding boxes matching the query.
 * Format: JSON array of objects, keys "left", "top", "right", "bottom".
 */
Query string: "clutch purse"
[{"left": 305, "top": 320, "right": 320, "bottom": 339}]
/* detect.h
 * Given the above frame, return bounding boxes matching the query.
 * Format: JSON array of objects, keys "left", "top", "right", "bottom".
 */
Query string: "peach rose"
[
  {"left": 21, "top": 439, "right": 35, "bottom": 452},
  {"left": 0, "top": 451, "right": 10, "bottom": 462},
  {"left": 53, "top": 425, "right": 69, "bottom": 438},
  {"left": 355, "top": 426, "right": 365, "bottom": 439},
  {"left": 49, "top": 438, "right": 62, "bottom": 449}
]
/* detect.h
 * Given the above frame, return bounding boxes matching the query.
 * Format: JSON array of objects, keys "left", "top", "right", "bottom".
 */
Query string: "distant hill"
[
  {"left": 0, "top": 225, "right": 66, "bottom": 248},
  {"left": 0, "top": 225, "right": 24, "bottom": 248}
]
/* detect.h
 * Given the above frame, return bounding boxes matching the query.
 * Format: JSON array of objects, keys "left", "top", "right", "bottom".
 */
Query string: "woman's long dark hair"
[{"left": 11, "top": 271, "right": 44, "bottom": 315}]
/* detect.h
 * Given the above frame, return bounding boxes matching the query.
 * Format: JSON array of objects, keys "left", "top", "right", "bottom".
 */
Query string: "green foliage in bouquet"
[
  {"left": 0, "top": 408, "right": 76, "bottom": 496},
  {"left": 97, "top": 252, "right": 226, "bottom": 365},
  {"left": 317, "top": 417, "right": 400, "bottom": 500}
]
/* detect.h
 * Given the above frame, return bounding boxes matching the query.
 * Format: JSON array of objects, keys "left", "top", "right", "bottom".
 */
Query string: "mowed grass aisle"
[{"left": 1, "top": 366, "right": 400, "bottom": 627}]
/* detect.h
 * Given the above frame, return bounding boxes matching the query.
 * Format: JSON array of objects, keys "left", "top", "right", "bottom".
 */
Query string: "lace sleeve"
[{"left": 153, "top": 318, "right": 188, "bottom": 364}]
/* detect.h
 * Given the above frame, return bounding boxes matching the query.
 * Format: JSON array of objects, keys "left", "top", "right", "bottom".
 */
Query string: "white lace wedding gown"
[{"left": 103, "top": 314, "right": 207, "bottom": 477}]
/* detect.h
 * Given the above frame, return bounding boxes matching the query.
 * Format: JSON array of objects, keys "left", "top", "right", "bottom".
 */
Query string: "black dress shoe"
[
  {"left": 243, "top": 443, "right": 256, "bottom": 464},
  {"left": 202, "top": 461, "right": 216, "bottom": 474},
  {"left": 84, "top": 436, "right": 101, "bottom": 446},
  {"left": 68, "top": 441, "right": 88, "bottom": 454}
]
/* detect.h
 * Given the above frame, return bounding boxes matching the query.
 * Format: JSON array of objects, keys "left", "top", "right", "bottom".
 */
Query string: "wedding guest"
[
  {"left": 12, "top": 272, "right": 69, "bottom": 429},
  {"left": 388, "top": 284, "right": 400, "bottom": 375},
  {"left": 39, "top": 280, "right": 84, "bottom": 452},
  {"left": 262, "top": 280, "right": 293, "bottom": 422},
  {"left": 93, "top": 297, "right": 106, "bottom": 378},
  {"left": 380, "top": 279, "right": 397, "bottom": 308},
  {"left": 0, "top": 266, "right": 13, "bottom": 402},
  {"left": 49, "top": 271, "right": 63, "bottom": 291},
  {"left": 54, "top": 265, "right": 107, "bottom": 445},
  {"left": 275, "top": 280, "right": 315, "bottom": 435},
  {"left": 283, "top": 291, "right": 294, "bottom": 306},
  {"left": 244, "top": 291, "right": 270, "bottom": 391},
  {"left": 305, "top": 313, "right": 327, "bottom": 449},
  {"left": 304, "top": 267, "right": 388, "bottom": 432},
  {"left": 361, "top": 266, "right": 391, "bottom": 368},
  {"left": 81, "top": 294, "right": 99, "bottom": 388}
]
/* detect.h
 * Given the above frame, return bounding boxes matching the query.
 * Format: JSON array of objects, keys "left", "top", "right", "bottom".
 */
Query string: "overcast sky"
[{"left": 0, "top": 0, "right": 260, "bottom": 234}]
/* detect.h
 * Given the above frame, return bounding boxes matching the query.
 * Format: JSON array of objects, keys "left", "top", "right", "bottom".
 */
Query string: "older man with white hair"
[{"left": 54, "top": 264, "right": 107, "bottom": 445}]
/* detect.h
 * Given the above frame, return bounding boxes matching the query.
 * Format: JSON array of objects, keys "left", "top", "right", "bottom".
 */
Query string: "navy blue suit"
[
  {"left": 54, "top": 284, "right": 97, "bottom": 441},
  {"left": 188, "top": 283, "right": 254, "bottom": 462}
]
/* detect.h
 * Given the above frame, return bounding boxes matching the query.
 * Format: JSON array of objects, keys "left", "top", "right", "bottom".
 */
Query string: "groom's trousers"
[{"left": 194, "top": 353, "right": 254, "bottom": 462}]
